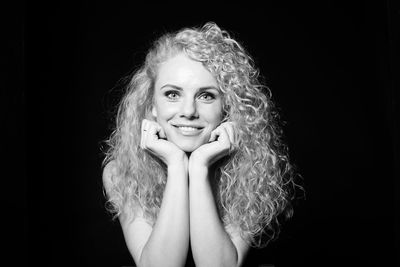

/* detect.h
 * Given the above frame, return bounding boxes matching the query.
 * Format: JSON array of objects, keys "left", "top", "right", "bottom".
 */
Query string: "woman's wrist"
[
  {"left": 188, "top": 151, "right": 209, "bottom": 172},
  {"left": 188, "top": 162, "right": 209, "bottom": 181},
  {"left": 167, "top": 154, "right": 189, "bottom": 173}
]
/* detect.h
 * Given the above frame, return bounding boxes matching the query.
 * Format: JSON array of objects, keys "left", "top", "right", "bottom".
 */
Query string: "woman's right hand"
[{"left": 140, "top": 119, "right": 187, "bottom": 166}]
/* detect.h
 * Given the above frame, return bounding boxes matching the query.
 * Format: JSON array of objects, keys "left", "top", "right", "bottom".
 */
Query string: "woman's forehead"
[{"left": 155, "top": 53, "right": 218, "bottom": 90}]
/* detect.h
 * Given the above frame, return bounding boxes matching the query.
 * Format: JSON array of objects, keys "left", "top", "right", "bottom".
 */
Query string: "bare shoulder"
[
  {"left": 102, "top": 160, "right": 118, "bottom": 195},
  {"left": 225, "top": 223, "right": 250, "bottom": 265}
]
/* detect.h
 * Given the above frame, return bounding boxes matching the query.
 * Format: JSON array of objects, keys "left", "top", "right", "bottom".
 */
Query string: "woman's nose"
[{"left": 180, "top": 98, "right": 198, "bottom": 118}]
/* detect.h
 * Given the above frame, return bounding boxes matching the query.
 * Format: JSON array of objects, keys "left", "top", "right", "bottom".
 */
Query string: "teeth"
[{"left": 178, "top": 126, "right": 198, "bottom": 131}]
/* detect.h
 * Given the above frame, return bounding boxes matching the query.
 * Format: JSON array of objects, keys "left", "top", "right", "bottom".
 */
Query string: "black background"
[{"left": 5, "top": 1, "right": 398, "bottom": 266}]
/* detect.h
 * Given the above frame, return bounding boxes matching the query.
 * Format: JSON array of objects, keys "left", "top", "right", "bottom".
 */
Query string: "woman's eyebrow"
[
  {"left": 160, "top": 84, "right": 183, "bottom": 91},
  {"left": 198, "top": 86, "right": 219, "bottom": 91},
  {"left": 198, "top": 86, "right": 221, "bottom": 96}
]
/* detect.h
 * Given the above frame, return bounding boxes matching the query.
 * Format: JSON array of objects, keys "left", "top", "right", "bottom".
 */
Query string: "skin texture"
[
  {"left": 103, "top": 53, "right": 249, "bottom": 267},
  {"left": 152, "top": 53, "right": 223, "bottom": 153}
]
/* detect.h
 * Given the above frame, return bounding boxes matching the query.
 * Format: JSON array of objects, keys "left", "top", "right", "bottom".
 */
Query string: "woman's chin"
[
  {"left": 168, "top": 134, "right": 209, "bottom": 153},
  {"left": 175, "top": 142, "right": 202, "bottom": 153}
]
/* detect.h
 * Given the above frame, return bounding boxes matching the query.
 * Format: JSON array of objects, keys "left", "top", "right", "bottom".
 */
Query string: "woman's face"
[{"left": 152, "top": 53, "right": 223, "bottom": 152}]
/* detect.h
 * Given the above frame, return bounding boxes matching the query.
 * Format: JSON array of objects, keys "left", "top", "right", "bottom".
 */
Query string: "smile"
[{"left": 173, "top": 125, "right": 203, "bottom": 136}]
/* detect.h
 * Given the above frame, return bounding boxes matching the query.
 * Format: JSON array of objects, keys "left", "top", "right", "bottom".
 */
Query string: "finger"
[
  {"left": 158, "top": 125, "right": 167, "bottom": 139},
  {"left": 209, "top": 127, "right": 219, "bottom": 142},
  {"left": 146, "top": 121, "right": 166, "bottom": 140},
  {"left": 142, "top": 119, "right": 153, "bottom": 149},
  {"left": 147, "top": 123, "right": 162, "bottom": 143},
  {"left": 226, "top": 125, "right": 236, "bottom": 153},
  {"left": 209, "top": 126, "right": 229, "bottom": 145},
  {"left": 219, "top": 127, "right": 230, "bottom": 146},
  {"left": 223, "top": 123, "right": 235, "bottom": 145},
  {"left": 140, "top": 120, "right": 147, "bottom": 149}
]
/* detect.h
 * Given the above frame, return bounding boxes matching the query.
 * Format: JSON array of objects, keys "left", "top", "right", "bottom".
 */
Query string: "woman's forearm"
[
  {"left": 139, "top": 161, "right": 190, "bottom": 267},
  {"left": 189, "top": 166, "right": 240, "bottom": 267}
]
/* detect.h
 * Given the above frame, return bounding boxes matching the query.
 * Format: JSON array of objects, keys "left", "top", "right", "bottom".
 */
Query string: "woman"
[{"left": 102, "top": 22, "right": 296, "bottom": 267}]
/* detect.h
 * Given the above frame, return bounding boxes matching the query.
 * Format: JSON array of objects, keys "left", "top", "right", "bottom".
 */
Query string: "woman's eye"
[
  {"left": 199, "top": 92, "right": 215, "bottom": 101},
  {"left": 165, "top": 91, "right": 180, "bottom": 100}
]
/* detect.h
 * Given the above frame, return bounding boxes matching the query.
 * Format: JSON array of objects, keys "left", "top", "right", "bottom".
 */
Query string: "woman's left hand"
[{"left": 189, "top": 122, "right": 237, "bottom": 171}]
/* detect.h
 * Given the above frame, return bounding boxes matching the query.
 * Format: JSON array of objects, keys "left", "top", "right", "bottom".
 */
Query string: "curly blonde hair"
[{"left": 103, "top": 22, "right": 296, "bottom": 248}]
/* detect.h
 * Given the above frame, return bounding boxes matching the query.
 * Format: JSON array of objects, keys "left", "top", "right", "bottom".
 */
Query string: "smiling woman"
[{"left": 102, "top": 22, "right": 298, "bottom": 267}]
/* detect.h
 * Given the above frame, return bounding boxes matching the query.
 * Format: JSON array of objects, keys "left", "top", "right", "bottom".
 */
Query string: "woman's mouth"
[{"left": 172, "top": 124, "right": 204, "bottom": 136}]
